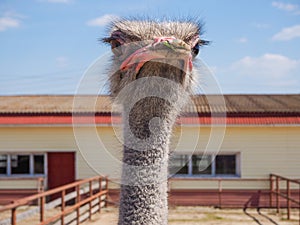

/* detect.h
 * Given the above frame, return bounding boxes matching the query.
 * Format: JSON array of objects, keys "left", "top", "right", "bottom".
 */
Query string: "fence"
[
  {"left": 270, "top": 174, "right": 300, "bottom": 224},
  {"left": 168, "top": 177, "right": 271, "bottom": 208},
  {"left": 0, "top": 176, "right": 108, "bottom": 225},
  {"left": 169, "top": 175, "right": 300, "bottom": 223}
]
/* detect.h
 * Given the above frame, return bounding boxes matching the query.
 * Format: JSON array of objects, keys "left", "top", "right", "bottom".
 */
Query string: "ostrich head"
[{"left": 103, "top": 18, "right": 208, "bottom": 98}]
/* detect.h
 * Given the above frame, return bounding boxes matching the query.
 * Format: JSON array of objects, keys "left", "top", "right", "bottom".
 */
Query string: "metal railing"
[
  {"left": 270, "top": 174, "right": 300, "bottom": 224},
  {"left": 169, "top": 175, "right": 300, "bottom": 223},
  {"left": 0, "top": 176, "right": 108, "bottom": 225},
  {"left": 168, "top": 177, "right": 270, "bottom": 207}
]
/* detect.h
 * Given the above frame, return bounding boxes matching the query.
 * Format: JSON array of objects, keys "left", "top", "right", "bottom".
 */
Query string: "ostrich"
[{"left": 103, "top": 18, "right": 208, "bottom": 225}]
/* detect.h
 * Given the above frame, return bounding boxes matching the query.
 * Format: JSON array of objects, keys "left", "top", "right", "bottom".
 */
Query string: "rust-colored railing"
[
  {"left": 0, "top": 176, "right": 108, "bottom": 225},
  {"left": 269, "top": 174, "right": 300, "bottom": 224}
]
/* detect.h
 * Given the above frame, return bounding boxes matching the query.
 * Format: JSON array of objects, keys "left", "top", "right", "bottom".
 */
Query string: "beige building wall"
[
  {"left": 172, "top": 126, "right": 300, "bottom": 179},
  {"left": 0, "top": 125, "right": 299, "bottom": 190}
]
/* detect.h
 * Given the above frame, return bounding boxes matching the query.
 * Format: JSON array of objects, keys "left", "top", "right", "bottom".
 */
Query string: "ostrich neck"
[{"left": 118, "top": 97, "right": 178, "bottom": 225}]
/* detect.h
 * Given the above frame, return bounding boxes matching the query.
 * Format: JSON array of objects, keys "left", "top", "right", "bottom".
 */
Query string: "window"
[
  {"left": 11, "top": 155, "right": 30, "bottom": 174},
  {"left": 169, "top": 155, "right": 189, "bottom": 175},
  {"left": 216, "top": 155, "right": 236, "bottom": 175},
  {"left": 192, "top": 155, "right": 212, "bottom": 175},
  {"left": 34, "top": 155, "right": 45, "bottom": 174},
  {"left": 169, "top": 153, "right": 239, "bottom": 177},
  {"left": 0, "top": 155, "right": 7, "bottom": 174},
  {"left": 0, "top": 154, "right": 46, "bottom": 176}
]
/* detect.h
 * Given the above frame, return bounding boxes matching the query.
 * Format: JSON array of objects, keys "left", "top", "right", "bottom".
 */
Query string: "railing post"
[
  {"left": 276, "top": 176, "right": 280, "bottom": 214},
  {"left": 40, "top": 196, "right": 45, "bottom": 222},
  {"left": 286, "top": 180, "right": 290, "bottom": 220},
  {"left": 11, "top": 207, "right": 17, "bottom": 225},
  {"left": 270, "top": 174, "right": 273, "bottom": 207},
  {"left": 105, "top": 177, "right": 109, "bottom": 208},
  {"left": 218, "top": 179, "right": 222, "bottom": 208},
  {"left": 89, "top": 180, "right": 93, "bottom": 220},
  {"left": 61, "top": 190, "right": 65, "bottom": 225},
  {"left": 0, "top": 176, "right": 110, "bottom": 225},
  {"left": 99, "top": 177, "right": 102, "bottom": 213},
  {"left": 38, "top": 177, "right": 45, "bottom": 192},
  {"left": 76, "top": 184, "right": 80, "bottom": 225}
]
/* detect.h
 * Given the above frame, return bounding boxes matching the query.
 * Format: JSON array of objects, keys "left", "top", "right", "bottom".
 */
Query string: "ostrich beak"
[
  {"left": 120, "top": 37, "right": 192, "bottom": 75},
  {"left": 152, "top": 37, "right": 191, "bottom": 54}
]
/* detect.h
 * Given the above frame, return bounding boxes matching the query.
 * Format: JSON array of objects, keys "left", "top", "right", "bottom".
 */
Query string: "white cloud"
[
  {"left": 237, "top": 37, "right": 248, "bottom": 43},
  {"left": 56, "top": 56, "right": 69, "bottom": 68},
  {"left": 0, "top": 12, "right": 23, "bottom": 32},
  {"left": 0, "top": 17, "right": 19, "bottom": 31},
  {"left": 86, "top": 14, "right": 119, "bottom": 27},
  {"left": 224, "top": 53, "right": 300, "bottom": 92},
  {"left": 272, "top": 1, "right": 300, "bottom": 15},
  {"left": 230, "top": 53, "right": 300, "bottom": 79},
  {"left": 252, "top": 23, "right": 270, "bottom": 29},
  {"left": 272, "top": 1, "right": 298, "bottom": 11},
  {"left": 272, "top": 24, "right": 300, "bottom": 41}
]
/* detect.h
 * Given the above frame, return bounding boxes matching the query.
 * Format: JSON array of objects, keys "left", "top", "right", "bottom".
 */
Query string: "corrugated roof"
[
  {"left": 0, "top": 95, "right": 112, "bottom": 114},
  {"left": 0, "top": 94, "right": 299, "bottom": 114}
]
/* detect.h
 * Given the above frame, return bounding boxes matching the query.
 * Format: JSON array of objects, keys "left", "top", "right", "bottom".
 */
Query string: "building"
[{"left": 0, "top": 94, "right": 299, "bottom": 207}]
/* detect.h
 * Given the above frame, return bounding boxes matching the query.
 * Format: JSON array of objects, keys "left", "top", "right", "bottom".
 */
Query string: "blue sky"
[{"left": 0, "top": 0, "right": 299, "bottom": 95}]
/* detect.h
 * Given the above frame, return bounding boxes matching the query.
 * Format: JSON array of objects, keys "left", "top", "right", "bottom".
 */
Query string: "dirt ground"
[
  {"left": 1, "top": 206, "right": 299, "bottom": 225},
  {"left": 85, "top": 206, "right": 300, "bottom": 225}
]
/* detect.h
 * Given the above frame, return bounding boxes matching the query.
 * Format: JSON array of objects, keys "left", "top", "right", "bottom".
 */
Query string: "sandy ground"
[
  {"left": 85, "top": 206, "right": 300, "bottom": 225},
  {"left": 1, "top": 206, "right": 299, "bottom": 225},
  {"left": 0, "top": 205, "right": 62, "bottom": 225}
]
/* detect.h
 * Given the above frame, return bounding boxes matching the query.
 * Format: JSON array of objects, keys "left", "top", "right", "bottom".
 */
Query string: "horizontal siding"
[
  {"left": 0, "top": 179, "right": 40, "bottom": 189},
  {"left": 0, "top": 126, "right": 299, "bottom": 190},
  {"left": 0, "top": 127, "right": 77, "bottom": 151},
  {"left": 0, "top": 127, "right": 123, "bottom": 181},
  {"left": 74, "top": 127, "right": 122, "bottom": 180},
  {"left": 171, "top": 126, "right": 300, "bottom": 180},
  {"left": 169, "top": 179, "right": 270, "bottom": 190},
  {"left": 168, "top": 190, "right": 271, "bottom": 208},
  {"left": 170, "top": 179, "right": 220, "bottom": 190}
]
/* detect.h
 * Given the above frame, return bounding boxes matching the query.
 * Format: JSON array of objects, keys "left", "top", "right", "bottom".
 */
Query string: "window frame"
[
  {"left": 170, "top": 152, "right": 241, "bottom": 178},
  {"left": 0, "top": 153, "right": 47, "bottom": 177}
]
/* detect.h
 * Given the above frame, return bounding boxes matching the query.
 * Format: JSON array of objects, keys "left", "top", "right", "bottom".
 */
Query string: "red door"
[{"left": 47, "top": 152, "right": 75, "bottom": 190}]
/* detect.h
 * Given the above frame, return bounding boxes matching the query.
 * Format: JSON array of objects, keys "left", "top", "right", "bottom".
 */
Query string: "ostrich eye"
[
  {"left": 110, "top": 40, "right": 122, "bottom": 56},
  {"left": 192, "top": 43, "right": 200, "bottom": 57}
]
